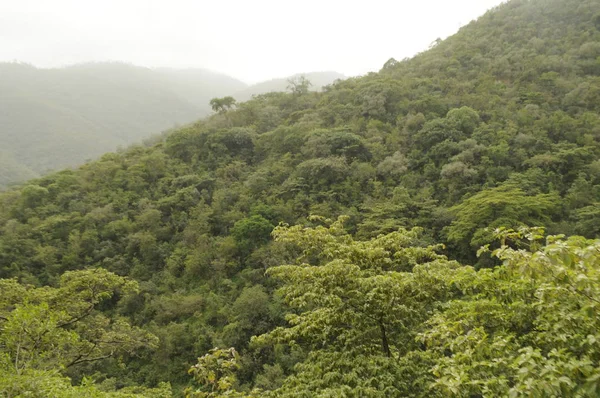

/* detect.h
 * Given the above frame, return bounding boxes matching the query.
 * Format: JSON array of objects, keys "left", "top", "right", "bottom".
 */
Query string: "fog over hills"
[{"left": 0, "top": 62, "right": 344, "bottom": 189}]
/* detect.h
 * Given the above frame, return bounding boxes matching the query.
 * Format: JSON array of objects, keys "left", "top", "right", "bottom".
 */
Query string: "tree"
[
  {"left": 286, "top": 76, "right": 312, "bottom": 95},
  {"left": 251, "top": 216, "right": 466, "bottom": 396},
  {"left": 210, "top": 97, "right": 237, "bottom": 114},
  {"left": 445, "top": 184, "right": 561, "bottom": 264},
  {"left": 186, "top": 348, "right": 245, "bottom": 398},
  {"left": 231, "top": 215, "right": 274, "bottom": 256},
  {"left": 0, "top": 369, "right": 172, "bottom": 398},
  {"left": 421, "top": 228, "right": 600, "bottom": 397},
  {"left": 382, "top": 57, "right": 399, "bottom": 70},
  {"left": 0, "top": 269, "right": 158, "bottom": 376}
]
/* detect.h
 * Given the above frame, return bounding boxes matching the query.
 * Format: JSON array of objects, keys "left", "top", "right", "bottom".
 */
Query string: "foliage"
[
  {"left": 445, "top": 184, "right": 561, "bottom": 264},
  {"left": 234, "top": 72, "right": 344, "bottom": 102},
  {"left": 286, "top": 76, "right": 312, "bottom": 95},
  {"left": 0, "top": 368, "right": 172, "bottom": 397},
  {"left": 210, "top": 97, "right": 237, "bottom": 114},
  {"left": 186, "top": 348, "right": 240, "bottom": 397},
  {"left": 248, "top": 217, "right": 462, "bottom": 397},
  {"left": 0, "top": 269, "right": 161, "bottom": 396},
  {"left": 1, "top": 0, "right": 600, "bottom": 395},
  {"left": 421, "top": 228, "right": 600, "bottom": 397}
]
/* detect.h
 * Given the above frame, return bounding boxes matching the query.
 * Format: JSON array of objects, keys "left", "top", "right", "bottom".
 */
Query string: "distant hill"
[
  {"left": 153, "top": 67, "right": 249, "bottom": 109},
  {"left": 0, "top": 64, "right": 346, "bottom": 189},
  {"left": 234, "top": 71, "right": 346, "bottom": 101},
  {"left": 0, "top": 62, "right": 247, "bottom": 189}
]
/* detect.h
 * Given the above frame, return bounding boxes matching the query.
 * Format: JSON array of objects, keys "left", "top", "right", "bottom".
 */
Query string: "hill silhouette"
[
  {"left": 0, "top": 63, "right": 345, "bottom": 189},
  {"left": 0, "top": 62, "right": 247, "bottom": 188}
]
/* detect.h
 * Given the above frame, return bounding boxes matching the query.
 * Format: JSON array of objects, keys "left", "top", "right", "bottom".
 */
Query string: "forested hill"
[{"left": 2, "top": 0, "right": 600, "bottom": 396}]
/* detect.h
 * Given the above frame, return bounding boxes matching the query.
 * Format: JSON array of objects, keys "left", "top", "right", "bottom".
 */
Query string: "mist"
[{"left": 0, "top": 0, "right": 506, "bottom": 83}]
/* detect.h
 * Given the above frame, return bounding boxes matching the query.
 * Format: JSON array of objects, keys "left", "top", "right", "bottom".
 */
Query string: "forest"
[{"left": 1, "top": 0, "right": 600, "bottom": 396}]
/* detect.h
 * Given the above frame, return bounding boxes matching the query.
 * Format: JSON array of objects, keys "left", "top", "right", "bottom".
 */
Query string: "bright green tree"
[
  {"left": 251, "top": 216, "right": 467, "bottom": 397},
  {"left": 421, "top": 227, "right": 600, "bottom": 397},
  {"left": 0, "top": 269, "right": 158, "bottom": 390}
]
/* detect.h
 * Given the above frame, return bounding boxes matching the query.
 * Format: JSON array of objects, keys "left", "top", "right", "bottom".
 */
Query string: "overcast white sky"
[{"left": 0, "top": 0, "right": 506, "bottom": 83}]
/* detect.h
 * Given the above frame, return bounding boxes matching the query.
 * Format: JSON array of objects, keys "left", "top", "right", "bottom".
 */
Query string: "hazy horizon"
[
  {"left": 0, "top": 60, "right": 345, "bottom": 86},
  {"left": 0, "top": 0, "right": 506, "bottom": 84}
]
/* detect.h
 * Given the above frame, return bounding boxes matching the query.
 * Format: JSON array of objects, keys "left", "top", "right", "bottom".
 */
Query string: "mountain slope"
[
  {"left": 0, "top": 64, "right": 347, "bottom": 190},
  {"left": 1, "top": 0, "right": 600, "bottom": 396},
  {"left": 0, "top": 63, "right": 247, "bottom": 188}
]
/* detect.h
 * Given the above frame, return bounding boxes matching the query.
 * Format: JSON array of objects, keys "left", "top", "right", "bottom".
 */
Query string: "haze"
[{"left": 0, "top": 0, "right": 505, "bottom": 83}]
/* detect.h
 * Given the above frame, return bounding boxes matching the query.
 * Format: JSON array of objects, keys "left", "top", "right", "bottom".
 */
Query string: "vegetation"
[{"left": 1, "top": 0, "right": 600, "bottom": 396}]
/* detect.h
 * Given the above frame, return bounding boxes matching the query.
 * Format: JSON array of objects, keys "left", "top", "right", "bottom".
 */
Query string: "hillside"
[
  {"left": 233, "top": 71, "right": 346, "bottom": 101},
  {"left": 0, "top": 65, "right": 345, "bottom": 190},
  {"left": 2, "top": 0, "right": 600, "bottom": 396},
  {"left": 0, "top": 63, "right": 247, "bottom": 189}
]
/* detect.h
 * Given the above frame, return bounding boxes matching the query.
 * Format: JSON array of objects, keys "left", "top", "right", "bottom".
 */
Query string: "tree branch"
[
  {"left": 57, "top": 304, "right": 95, "bottom": 328},
  {"left": 66, "top": 354, "right": 113, "bottom": 368}
]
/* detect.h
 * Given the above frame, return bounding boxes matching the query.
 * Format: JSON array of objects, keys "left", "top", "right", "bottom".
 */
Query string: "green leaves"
[
  {"left": 186, "top": 348, "right": 241, "bottom": 398},
  {"left": 231, "top": 215, "right": 274, "bottom": 256},
  {"left": 251, "top": 218, "right": 464, "bottom": 396},
  {"left": 421, "top": 229, "right": 600, "bottom": 397},
  {"left": 3, "top": 0, "right": 600, "bottom": 394},
  {"left": 0, "top": 269, "right": 157, "bottom": 386},
  {"left": 247, "top": 223, "right": 600, "bottom": 396},
  {"left": 445, "top": 184, "right": 561, "bottom": 264},
  {"left": 210, "top": 97, "right": 237, "bottom": 114}
]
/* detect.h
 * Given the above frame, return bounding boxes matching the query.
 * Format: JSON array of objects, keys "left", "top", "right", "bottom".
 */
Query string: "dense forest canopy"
[{"left": 2, "top": 0, "right": 600, "bottom": 396}]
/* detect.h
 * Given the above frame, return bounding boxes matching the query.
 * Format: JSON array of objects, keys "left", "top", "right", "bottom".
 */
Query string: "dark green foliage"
[
  {"left": 210, "top": 97, "right": 237, "bottom": 114},
  {"left": 231, "top": 216, "right": 274, "bottom": 256},
  {"left": 445, "top": 184, "right": 561, "bottom": 265}
]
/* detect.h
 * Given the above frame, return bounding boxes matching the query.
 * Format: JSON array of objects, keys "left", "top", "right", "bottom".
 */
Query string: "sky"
[{"left": 0, "top": 0, "right": 506, "bottom": 83}]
